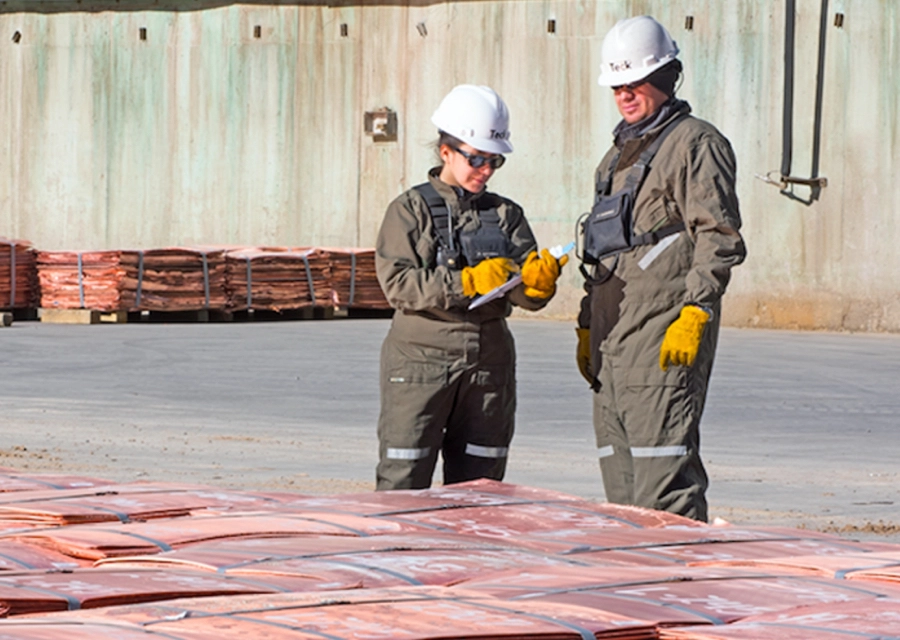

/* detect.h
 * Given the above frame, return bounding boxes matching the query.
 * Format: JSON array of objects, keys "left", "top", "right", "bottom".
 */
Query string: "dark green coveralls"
[
  {"left": 375, "top": 169, "right": 549, "bottom": 490},
  {"left": 579, "top": 103, "right": 746, "bottom": 521}
]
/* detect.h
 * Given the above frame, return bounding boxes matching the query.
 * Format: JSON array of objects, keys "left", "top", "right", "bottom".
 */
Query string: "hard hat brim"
[
  {"left": 469, "top": 138, "right": 514, "bottom": 154},
  {"left": 597, "top": 56, "right": 675, "bottom": 87}
]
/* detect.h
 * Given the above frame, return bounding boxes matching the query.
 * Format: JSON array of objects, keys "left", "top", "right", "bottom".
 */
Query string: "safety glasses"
[
  {"left": 452, "top": 146, "right": 506, "bottom": 170},
  {"left": 611, "top": 80, "right": 648, "bottom": 93}
]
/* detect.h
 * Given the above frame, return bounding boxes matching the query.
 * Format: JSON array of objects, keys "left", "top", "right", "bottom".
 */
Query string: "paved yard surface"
[{"left": 2, "top": 317, "right": 898, "bottom": 540}]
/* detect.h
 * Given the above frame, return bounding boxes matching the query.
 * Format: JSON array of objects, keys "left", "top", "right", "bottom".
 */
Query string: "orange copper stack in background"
[{"left": 0, "top": 239, "right": 38, "bottom": 310}]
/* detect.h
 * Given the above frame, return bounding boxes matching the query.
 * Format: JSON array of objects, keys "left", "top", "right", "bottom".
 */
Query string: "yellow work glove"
[
  {"left": 521, "top": 249, "right": 569, "bottom": 299},
  {"left": 659, "top": 305, "right": 711, "bottom": 371},
  {"left": 460, "top": 257, "right": 518, "bottom": 297},
  {"left": 576, "top": 327, "right": 594, "bottom": 385}
]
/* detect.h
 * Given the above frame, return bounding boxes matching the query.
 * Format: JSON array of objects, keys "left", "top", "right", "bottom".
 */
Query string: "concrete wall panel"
[{"left": 0, "top": 0, "right": 898, "bottom": 330}]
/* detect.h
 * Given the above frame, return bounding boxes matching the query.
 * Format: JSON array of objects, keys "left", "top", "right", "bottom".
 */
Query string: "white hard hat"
[
  {"left": 431, "top": 84, "right": 513, "bottom": 154},
  {"left": 597, "top": 16, "right": 679, "bottom": 87}
]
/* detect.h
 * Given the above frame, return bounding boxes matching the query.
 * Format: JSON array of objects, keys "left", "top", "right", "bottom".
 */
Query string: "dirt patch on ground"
[
  {"left": 0, "top": 446, "right": 62, "bottom": 468},
  {"left": 821, "top": 520, "right": 900, "bottom": 536}
]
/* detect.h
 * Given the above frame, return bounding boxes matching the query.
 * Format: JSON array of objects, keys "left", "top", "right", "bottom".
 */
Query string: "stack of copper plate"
[
  {"left": 0, "top": 540, "right": 85, "bottom": 571},
  {"left": 324, "top": 247, "right": 390, "bottom": 309},
  {"left": 133, "top": 247, "right": 228, "bottom": 311},
  {"left": 693, "top": 548, "right": 900, "bottom": 580},
  {"left": 455, "top": 563, "right": 900, "bottom": 626},
  {"left": 36, "top": 250, "right": 141, "bottom": 311},
  {"left": 98, "top": 533, "right": 598, "bottom": 589},
  {"left": 225, "top": 248, "right": 332, "bottom": 311},
  {"left": 0, "top": 473, "right": 895, "bottom": 638},
  {"left": 0, "top": 238, "right": 37, "bottom": 310},
  {"left": 0, "top": 469, "right": 109, "bottom": 492},
  {"left": 658, "top": 599, "right": 900, "bottom": 639},
  {"left": 0, "top": 483, "right": 311, "bottom": 527},
  {"left": 12, "top": 588, "right": 662, "bottom": 639}
]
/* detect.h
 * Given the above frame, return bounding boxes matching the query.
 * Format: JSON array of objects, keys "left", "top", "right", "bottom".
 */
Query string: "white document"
[{"left": 468, "top": 241, "right": 575, "bottom": 311}]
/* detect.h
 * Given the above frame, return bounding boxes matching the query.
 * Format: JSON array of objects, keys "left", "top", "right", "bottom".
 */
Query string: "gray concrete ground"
[{"left": 1, "top": 317, "right": 898, "bottom": 541}]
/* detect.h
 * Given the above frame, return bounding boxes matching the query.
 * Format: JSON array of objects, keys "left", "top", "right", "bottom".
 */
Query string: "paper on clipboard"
[{"left": 468, "top": 241, "right": 575, "bottom": 310}]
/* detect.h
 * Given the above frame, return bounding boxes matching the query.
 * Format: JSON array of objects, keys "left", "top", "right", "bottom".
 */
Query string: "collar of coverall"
[
  {"left": 428, "top": 166, "right": 483, "bottom": 208},
  {"left": 613, "top": 97, "right": 691, "bottom": 149}
]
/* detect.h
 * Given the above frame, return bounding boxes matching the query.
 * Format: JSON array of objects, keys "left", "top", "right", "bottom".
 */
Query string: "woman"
[{"left": 374, "top": 84, "right": 567, "bottom": 490}]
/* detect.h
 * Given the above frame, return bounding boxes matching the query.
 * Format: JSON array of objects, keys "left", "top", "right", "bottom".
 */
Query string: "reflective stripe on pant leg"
[
  {"left": 597, "top": 445, "right": 615, "bottom": 459},
  {"left": 465, "top": 443, "right": 509, "bottom": 458},
  {"left": 621, "top": 364, "right": 709, "bottom": 521},
  {"left": 376, "top": 330, "right": 454, "bottom": 491},
  {"left": 443, "top": 320, "right": 515, "bottom": 485},
  {"left": 594, "top": 364, "right": 634, "bottom": 505},
  {"left": 631, "top": 445, "right": 688, "bottom": 457},
  {"left": 386, "top": 447, "right": 432, "bottom": 460}
]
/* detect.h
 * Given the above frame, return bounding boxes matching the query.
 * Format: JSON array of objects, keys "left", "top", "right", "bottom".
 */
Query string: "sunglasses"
[
  {"left": 451, "top": 146, "right": 506, "bottom": 170},
  {"left": 611, "top": 80, "right": 648, "bottom": 92}
]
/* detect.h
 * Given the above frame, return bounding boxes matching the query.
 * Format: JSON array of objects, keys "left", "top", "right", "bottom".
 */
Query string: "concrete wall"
[{"left": 0, "top": 0, "right": 897, "bottom": 331}]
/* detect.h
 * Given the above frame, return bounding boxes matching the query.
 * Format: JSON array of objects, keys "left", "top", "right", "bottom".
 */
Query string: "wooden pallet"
[
  {"left": 39, "top": 309, "right": 128, "bottom": 325},
  {"left": 37, "top": 306, "right": 372, "bottom": 325}
]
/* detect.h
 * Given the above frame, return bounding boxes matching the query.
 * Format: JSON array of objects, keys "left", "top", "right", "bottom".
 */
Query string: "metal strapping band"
[
  {"left": 460, "top": 599, "right": 596, "bottom": 640},
  {"left": 212, "top": 615, "right": 346, "bottom": 640},
  {"left": 245, "top": 256, "right": 253, "bottom": 308},
  {"left": 201, "top": 251, "right": 210, "bottom": 309},
  {"left": 97, "top": 529, "right": 173, "bottom": 552},
  {"left": 349, "top": 252, "right": 356, "bottom": 305},
  {"left": 15, "top": 584, "right": 82, "bottom": 610},
  {"left": 638, "top": 232, "right": 681, "bottom": 270},
  {"left": 301, "top": 253, "right": 315, "bottom": 302},
  {"left": 135, "top": 251, "right": 144, "bottom": 308},
  {"left": 278, "top": 513, "right": 368, "bottom": 536},
  {"left": 0, "top": 550, "right": 35, "bottom": 570},
  {"left": 314, "top": 557, "right": 422, "bottom": 585},
  {"left": 8, "top": 242, "right": 15, "bottom": 307},
  {"left": 836, "top": 561, "right": 900, "bottom": 580},
  {"left": 597, "top": 445, "right": 615, "bottom": 459},
  {"left": 465, "top": 443, "right": 509, "bottom": 459},
  {"left": 386, "top": 447, "right": 431, "bottom": 460},
  {"left": 77, "top": 252, "right": 85, "bottom": 308},
  {"left": 71, "top": 502, "right": 132, "bottom": 523},
  {"left": 631, "top": 445, "right": 688, "bottom": 458},
  {"left": 515, "top": 586, "right": 725, "bottom": 625}
]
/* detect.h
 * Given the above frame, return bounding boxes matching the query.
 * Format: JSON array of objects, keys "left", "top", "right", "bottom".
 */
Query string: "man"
[{"left": 576, "top": 16, "right": 746, "bottom": 521}]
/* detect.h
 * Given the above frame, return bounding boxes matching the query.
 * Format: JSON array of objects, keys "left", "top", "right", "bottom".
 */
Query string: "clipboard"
[{"left": 468, "top": 241, "right": 575, "bottom": 311}]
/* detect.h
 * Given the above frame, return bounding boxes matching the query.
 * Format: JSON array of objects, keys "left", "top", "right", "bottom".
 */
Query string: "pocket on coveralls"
[
  {"left": 623, "top": 366, "right": 693, "bottom": 446},
  {"left": 386, "top": 362, "right": 447, "bottom": 386}
]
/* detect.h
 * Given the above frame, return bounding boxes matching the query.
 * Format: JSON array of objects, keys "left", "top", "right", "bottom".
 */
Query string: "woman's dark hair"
[
  {"left": 434, "top": 131, "right": 463, "bottom": 164},
  {"left": 645, "top": 59, "right": 683, "bottom": 96}
]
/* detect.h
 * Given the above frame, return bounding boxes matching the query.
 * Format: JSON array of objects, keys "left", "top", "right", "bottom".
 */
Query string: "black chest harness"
[
  {"left": 577, "top": 116, "right": 687, "bottom": 271},
  {"left": 413, "top": 182, "right": 510, "bottom": 270}
]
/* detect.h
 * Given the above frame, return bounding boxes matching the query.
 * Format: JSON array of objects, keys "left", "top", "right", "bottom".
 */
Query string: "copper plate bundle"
[{"left": 0, "top": 238, "right": 37, "bottom": 310}]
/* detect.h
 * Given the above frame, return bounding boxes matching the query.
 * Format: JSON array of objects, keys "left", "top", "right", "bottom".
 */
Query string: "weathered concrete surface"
[
  {"left": 0, "top": 1, "right": 898, "bottom": 331},
  {"left": 1, "top": 318, "right": 897, "bottom": 541}
]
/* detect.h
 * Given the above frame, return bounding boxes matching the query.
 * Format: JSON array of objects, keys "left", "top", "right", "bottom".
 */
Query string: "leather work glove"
[
  {"left": 521, "top": 249, "right": 569, "bottom": 299},
  {"left": 576, "top": 327, "right": 594, "bottom": 385},
  {"left": 659, "top": 305, "right": 711, "bottom": 371},
  {"left": 461, "top": 257, "right": 519, "bottom": 297}
]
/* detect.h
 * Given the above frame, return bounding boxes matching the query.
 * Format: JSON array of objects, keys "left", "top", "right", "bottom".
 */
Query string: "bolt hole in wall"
[
  {"left": 834, "top": 12, "right": 844, "bottom": 28},
  {"left": 340, "top": 23, "right": 348, "bottom": 37},
  {"left": 684, "top": 15, "right": 694, "bottom": 31},
  {"left": 253, "top": 25, "right": 261, "bottom": 39},
  {"left": 139, "top": 27, "right": 147, "bottom": 41},
  {"left": 546, "top": 19, "right": 555, "bottom": 34},
  {"left": 11, "top": 30, "right": 21, "bottom": 43}
]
